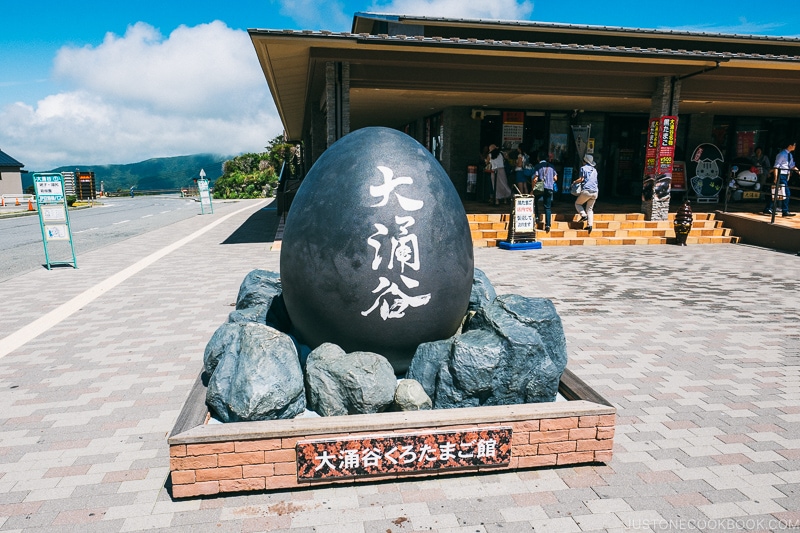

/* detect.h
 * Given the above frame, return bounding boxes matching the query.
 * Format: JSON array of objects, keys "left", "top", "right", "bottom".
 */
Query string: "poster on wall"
[
  {"left": 549, "top": 133, "right": 567, "bottom": 163},
  {"left": 689, "top": 144, "right": 724, "bottom": 202},
  {"left": 502, "top": 111, "right": 524, "bottom": 150},
  {"left": 671, "top": 161, "right": 686, "bottom": 191},
  {"left": 736, "top": 131, "right": 756, "bottom": 158}
]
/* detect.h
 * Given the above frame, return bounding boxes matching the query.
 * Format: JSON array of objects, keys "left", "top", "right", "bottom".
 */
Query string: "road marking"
[
  {"left": 160, "top": 211, "right": 170, "bottom": 214},
  {"left": 141, "top": 214, "right": 153, "bottom": 218},
  {"left": 0, "top": 200, "right": 267, "bottom": 359},
  {"left": 113, "top": 220, "right": 130, "bottom": 225},
  {"left": 73, "top": 227, "right": 99, "bottom": 234}
]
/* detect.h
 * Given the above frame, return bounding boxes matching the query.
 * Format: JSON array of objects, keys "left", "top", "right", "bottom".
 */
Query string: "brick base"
[{"left": 169, "top": 370, "right": 615, "bottom": 498}]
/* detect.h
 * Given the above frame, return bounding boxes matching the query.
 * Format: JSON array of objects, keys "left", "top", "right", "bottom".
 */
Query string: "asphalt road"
[{"left": 0, "top": 195, "right": 206, "bottom": 282}]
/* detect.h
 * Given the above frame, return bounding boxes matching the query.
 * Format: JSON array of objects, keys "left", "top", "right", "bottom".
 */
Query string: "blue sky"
[{"left": 0, "top": 0, "right": 792, "bottom": 170}]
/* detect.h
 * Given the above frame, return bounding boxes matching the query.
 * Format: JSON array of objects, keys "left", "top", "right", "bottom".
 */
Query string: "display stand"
[{"left": 498, "top": 195, "right": 542, "bottom": 250}]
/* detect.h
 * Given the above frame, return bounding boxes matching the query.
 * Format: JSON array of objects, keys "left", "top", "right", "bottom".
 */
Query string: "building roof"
[
  {"left": 249, "top": 13, "right": 800, "bottom": 141},
  {"left": 0, "top": 149, "right": 24, "bottom": 168}
]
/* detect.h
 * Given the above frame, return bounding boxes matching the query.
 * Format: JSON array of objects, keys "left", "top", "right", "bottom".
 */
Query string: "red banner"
[
  {"left": 644, "top": 118, "right": 660, "bottom": 180},
  {"left": 657, "top": 116, "right": 678, "bottom": 179}
]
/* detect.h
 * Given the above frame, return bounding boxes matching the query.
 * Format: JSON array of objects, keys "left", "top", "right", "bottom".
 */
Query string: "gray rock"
[
  {"left": 203, "top": 322, "right": 242, "bottom": 375},
  {"left": 305, "top": 343, "right": 397, "bottom": 416},
  {"left": 227, "top": 304, "right": 268, "bottom": 325},
  {"left": 469, "top": 267, "right": 497, "bottom": 314},
  {"left": 234, "top": 270, "right": 292, "bottom": 332},
  {"left": 407, "top": 294, "right": 567, "bottom": 408},
  {"left": 393, "top": 379, "right": 432, "bottom": 411},
  {"left": 235, "top": 270, "right": 281, "bottom": 310},
  {"left": 405, "top": 337, "right": 454, "bottom": 399},
  {"left": 206, "top": 322, "right": 306, "bottom": 422}
]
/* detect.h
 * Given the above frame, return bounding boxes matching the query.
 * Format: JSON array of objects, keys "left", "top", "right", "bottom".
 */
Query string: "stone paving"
[{"left": 0, "top": 198, "right": 798, "bottom": 532}]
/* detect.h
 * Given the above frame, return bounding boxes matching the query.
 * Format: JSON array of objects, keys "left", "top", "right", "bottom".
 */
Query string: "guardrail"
[{"left": 0, "top": 194, "right": 35, "bottom": 207}]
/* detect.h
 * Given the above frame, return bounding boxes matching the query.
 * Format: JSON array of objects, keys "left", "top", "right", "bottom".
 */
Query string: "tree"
[{"left": 213, "top": 134, "right": 300, "bottom": 199}]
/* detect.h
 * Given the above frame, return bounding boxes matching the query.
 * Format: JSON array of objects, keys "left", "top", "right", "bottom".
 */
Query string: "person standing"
[
  {"left": 532, "top": 153, "right": 558, "bottom": 232},
  {"left": 573, "top": 154, "right": 599, "bottom": 234},
  {"left": 514, "top": 144, "right": 530, "bottom": 195},
  {"left": 751, "top": 146, "right": 771, "bottom": 191},
  {"left": 487, "top": 144, "right": 513, "bottom": 205},
  {"left": 766, "top": 140, "right": 797, "bottom": 217}
]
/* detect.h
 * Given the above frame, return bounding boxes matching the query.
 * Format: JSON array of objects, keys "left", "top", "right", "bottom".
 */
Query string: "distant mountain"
[{"left": 23, "top": 154, "right": 232, "bottom": 193}]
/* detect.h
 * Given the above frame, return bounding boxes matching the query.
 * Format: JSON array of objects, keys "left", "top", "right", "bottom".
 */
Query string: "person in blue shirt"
[
  {"left": 573, "top": 154, "right": 599, "bottom": 234},
  {"left": 532, "top": 153, "right": 558, "bottom": 232},
  {"left": 765, "top": 140, "right": 797, "bottom": 217}
]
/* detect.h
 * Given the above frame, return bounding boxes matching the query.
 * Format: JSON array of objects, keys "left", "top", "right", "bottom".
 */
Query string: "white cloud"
[
  {"left": 366, "top": 0, "right": 534, "bottom": 21},
  {"left": 0, "top": 21, "right": 281, "bottom": 169}
]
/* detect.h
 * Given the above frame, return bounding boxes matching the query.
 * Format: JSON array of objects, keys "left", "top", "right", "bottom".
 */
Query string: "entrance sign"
[
  {"left": 296, "top": 426, "right": 511, "bottom": 480},
  {"left": 33, "top": 173, "right": 77, "bottom": 269}
]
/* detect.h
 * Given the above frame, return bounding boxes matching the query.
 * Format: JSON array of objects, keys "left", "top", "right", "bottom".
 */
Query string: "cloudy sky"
[{"left": 0, "top": 0, "right": 792, "bottom": 170}]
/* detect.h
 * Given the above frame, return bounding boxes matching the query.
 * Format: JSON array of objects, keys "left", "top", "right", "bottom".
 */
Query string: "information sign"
[
  {"left": 198, "top": 175, "right": 213, "bottom": 215},
  {"left": 33, "top": 173, "right": 77, "bottom": 269},
  {"left": 504, "top": 195, "right": 536, "bottom": 244}
]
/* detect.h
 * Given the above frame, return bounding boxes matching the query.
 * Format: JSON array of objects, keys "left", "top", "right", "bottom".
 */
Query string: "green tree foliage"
[{"left": 212, "top": 135, "right": 300, "bottom": 199}]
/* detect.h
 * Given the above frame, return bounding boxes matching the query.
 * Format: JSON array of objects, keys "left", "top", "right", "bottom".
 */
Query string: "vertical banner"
[
  {"left": 571, "top": 125, "right": 591, "bottom": 161},
  {"left": 641, "top": 118, "right": 660, "bottom": 201},
  {"left": 657, "top": 115, "right": 678, "bottom": 196},
  {"left": 502, "top": 111, "right": 524, "bottom": 150}
]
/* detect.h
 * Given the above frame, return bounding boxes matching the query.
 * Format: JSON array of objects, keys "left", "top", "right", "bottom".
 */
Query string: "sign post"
[
  {"left": 198, "top": 169, "right": 213, "bottom": 215},
  {"left": 33, "top": 173, "right": 78, "bottom": 269},
  {"left": 498, "top": 195, "right": 542, "bottom": 250}
]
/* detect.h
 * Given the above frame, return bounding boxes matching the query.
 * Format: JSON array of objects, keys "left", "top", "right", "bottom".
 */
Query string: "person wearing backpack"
[
  {"left": 573, "top": 154, "right": 599, "bottom": 234},
  {"left": 532, "top": 153, "right": 558, "bottom": 233}
]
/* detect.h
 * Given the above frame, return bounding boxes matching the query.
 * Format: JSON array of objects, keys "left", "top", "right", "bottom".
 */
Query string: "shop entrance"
[{"left": 606, "top": 115, "right": 648, "bottom": 198}]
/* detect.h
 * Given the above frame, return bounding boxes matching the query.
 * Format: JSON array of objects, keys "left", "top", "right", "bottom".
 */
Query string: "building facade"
[
  {"left": 249, "top": 13, "right": 800, "bottom": 212},
  {"left": 0, "top": 149, "right": 24, "bottom": 196}
]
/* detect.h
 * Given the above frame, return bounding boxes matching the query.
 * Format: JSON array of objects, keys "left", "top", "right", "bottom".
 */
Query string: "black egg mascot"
[{"left": 280, "top": 127, "right": 474, "bottom": 374}]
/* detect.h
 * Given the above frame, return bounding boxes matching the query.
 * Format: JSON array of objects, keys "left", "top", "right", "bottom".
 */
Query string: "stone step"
[
  {"left": 472, "top": 234, "right": 741, "bottom": 248},
  {"left": 467, "top": 210, "right": 738, "bottom": 247}
]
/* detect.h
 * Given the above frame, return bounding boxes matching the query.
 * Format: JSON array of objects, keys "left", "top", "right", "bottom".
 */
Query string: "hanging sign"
[
  {"left": 571, "top": 125, "right": 591, "bottom": 161},
  {"left": 502, "top": 111, "right": 524, "bottom": 150}
]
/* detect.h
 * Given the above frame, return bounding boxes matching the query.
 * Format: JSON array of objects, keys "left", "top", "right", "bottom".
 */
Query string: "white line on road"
[
  {"left": 141, "top": 214, "right": 153, "bottom": 218},
  {"left": 113, "top": 220, "right": 130, "bottom": 225},
  {"left": 0, "top": 200, "right": 267, "bottom": 360},
  {"left": 73, "top": 227, "right": 99, "bottom": 234}
]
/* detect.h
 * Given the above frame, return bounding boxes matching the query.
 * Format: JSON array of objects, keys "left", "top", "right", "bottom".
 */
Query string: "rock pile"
[{"left": 202, "top": 268, "right": 567, "bottom": 422}]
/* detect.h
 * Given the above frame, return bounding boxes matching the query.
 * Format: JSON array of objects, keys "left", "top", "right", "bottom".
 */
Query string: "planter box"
[{"left": 168, "top": 368, "right": 615, "bottom": 498}]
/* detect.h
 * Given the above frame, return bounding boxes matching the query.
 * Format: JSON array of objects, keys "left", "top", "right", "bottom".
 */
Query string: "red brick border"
[{"left": 169, "top": 370, "right": 615, "bottom": 498}]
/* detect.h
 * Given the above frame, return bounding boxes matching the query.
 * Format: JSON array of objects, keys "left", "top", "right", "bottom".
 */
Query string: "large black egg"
[{"left": 280, "top": 127, "right": 474, "bottom": 373}]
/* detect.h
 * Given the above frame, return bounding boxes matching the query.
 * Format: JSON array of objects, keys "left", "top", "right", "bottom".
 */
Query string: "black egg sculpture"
[{"left": 280, "top": 127, "right": 474, "bottom": 373}]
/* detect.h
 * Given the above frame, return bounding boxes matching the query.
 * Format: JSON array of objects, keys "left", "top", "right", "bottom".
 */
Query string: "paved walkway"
[{"left": 0, "top": 199, "right": 798, "bottom": 532}]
